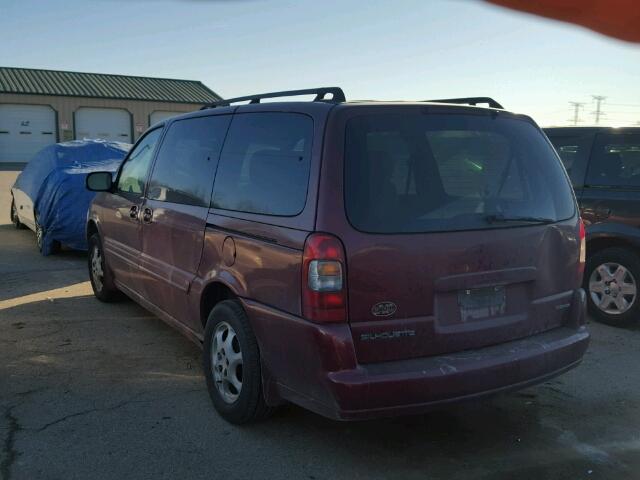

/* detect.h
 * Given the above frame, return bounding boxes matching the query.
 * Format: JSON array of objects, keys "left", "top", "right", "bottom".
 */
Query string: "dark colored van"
[
  {"left": 86, "top": 88, "right": 589, "bottom": 423},
  {"left": 545, "top": 127, "right": 640, "bottom": 327}
]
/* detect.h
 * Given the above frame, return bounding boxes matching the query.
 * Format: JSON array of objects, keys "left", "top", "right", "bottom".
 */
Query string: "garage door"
[
  {"left": 150, "top": 110, "right": 182, "bottom": 126},
  {"left": 0, "top": 104, "right": 57, "bottom": 163},
  {"left": 75, "top": 108, "right": 131, "bottom": 142}
]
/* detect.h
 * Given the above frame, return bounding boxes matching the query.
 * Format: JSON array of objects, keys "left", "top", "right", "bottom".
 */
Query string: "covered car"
[{"left": 10, "top": 139, "right": 130, "bottom": 255}]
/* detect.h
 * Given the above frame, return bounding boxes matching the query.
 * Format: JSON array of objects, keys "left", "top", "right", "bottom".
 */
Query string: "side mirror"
[{"left": 86, "top": 171, "right": 113, "bottom": 192}]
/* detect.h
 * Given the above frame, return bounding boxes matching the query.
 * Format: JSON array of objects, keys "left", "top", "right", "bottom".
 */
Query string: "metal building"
[{"left": 0, "top": 67, "right": 221, "bottom": 163}]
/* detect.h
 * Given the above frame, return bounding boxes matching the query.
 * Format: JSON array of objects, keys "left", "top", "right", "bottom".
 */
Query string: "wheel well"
[
  {"left": 200, "top": 282, "right": 237, "bottom": 328},
  {"left": 588, "top": 237, "right": 639, "bottom": 257},
  {"left": 86, "top": 220, "right": 98, "bottom": 241}
]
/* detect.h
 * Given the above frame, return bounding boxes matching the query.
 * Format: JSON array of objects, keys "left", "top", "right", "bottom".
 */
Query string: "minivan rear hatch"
[{"left": 341, "top": 108, "right": 579, "bottom": 363}]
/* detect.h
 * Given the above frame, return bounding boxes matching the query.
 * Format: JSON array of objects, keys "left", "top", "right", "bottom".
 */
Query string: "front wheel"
[
  {"left": 203, "top": 300, "right": 275, "bottom": 424},
  {"left": 10, "top": 199, "right": 25, "bottom": 229},
  {"left": 88, "top": 233, "right": 122, "bottom": 302},
  {"left": 585, "top": 247, "right": 640, "bottom": 327}
]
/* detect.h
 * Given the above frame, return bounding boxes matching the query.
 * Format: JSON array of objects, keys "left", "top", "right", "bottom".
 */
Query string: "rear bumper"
[
  {"left": 242, "top": 289, "right": 589, "bottom": 421},
  {"left": 325, "top": 326, "right": 589, "bottom": 420}
]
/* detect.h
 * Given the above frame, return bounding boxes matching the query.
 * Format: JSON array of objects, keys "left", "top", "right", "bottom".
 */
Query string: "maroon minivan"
[{"left": 86, "top": 88, "right": 589, "bottom": 423}]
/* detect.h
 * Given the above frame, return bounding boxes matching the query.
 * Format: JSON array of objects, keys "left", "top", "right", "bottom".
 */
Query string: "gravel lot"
[{"left": 1, "top": 169, "right": 639, "bottom": 480}]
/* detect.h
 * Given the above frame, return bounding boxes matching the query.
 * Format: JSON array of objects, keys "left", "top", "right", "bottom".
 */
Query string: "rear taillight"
[
  {"left": 302, "top": 233, "right": 347, "bottom": 323},
  {"left": 578, "top": 218, "right": 586, "bottom": 281}
]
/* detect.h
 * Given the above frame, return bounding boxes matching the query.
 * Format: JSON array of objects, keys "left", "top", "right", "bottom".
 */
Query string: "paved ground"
[{"left": 1, "top": 170, "right": 639, "bottom": 480}]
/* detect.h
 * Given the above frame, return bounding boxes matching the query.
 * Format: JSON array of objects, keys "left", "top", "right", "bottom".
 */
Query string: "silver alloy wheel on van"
[
  {"left": 90, "top": 244, "right": 104, "bottom": 292},
  {"left": 589, "top": 262, "right": 637, "bottom": 315},
  {"left": 211, "top": 321, "right": 243, "bottom": 403}
]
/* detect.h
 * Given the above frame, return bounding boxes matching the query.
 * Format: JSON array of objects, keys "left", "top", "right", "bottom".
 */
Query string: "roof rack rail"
[
  {"left": 202, "top": 87, "right": 346, "bottom": 109},
  {"left": 426, "top": 97, "right": 504, "bottom": 109}
]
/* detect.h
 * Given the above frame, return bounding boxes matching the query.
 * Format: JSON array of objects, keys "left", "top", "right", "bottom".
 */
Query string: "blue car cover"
[{"left": 12, "top": 140, "right": 130, "bottom": 255}]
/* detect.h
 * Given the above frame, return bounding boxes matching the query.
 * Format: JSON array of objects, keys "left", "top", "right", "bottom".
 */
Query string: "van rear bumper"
[
  {"left": 324, "top": 326, "right": 589, "bottom": 420},
  {"left": 242, "top": 291, "right": 589, "bottom": 421}
]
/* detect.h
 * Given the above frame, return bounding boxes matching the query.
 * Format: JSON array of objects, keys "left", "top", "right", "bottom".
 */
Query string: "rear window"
[{"left": 345, "top": 113, "right": 576, "bottom": 233}]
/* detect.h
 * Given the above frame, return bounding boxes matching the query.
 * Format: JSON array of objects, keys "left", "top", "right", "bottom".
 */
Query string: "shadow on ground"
[
  {"left": 0, "top": 224, "right": 87, "bottom": 301},
  {"left": 2, "top": 294, "right": 639, "bottom": 480}
]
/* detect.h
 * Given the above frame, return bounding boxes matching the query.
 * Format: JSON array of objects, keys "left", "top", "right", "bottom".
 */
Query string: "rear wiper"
[{"left": 485, "top": 214, "right": 555, "bottom": 225}]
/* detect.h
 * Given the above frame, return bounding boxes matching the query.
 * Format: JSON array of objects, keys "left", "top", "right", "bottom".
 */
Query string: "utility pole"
[
  {"left": 591, "top": 95, "right": 606, "bottom": 124},
  {"left": 568, "top": 101, "right": 585, "bottom": 125}
]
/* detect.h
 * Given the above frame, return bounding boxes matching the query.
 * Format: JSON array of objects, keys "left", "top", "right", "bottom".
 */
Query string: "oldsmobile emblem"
[{"left": 371, "top": 301, "right": 397, "bottom": 317}]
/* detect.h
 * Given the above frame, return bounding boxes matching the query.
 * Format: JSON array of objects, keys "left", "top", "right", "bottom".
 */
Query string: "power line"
[
  {"left": 568, "top": 101, "right": 585, "bottom": 125},
  {"left": 605, "top": 103, "right": 640, "bottom": 108},
  {"left": 591, "top": 95, "right": 607, "bottom": 124},
  {"left": 597, "top": 110, "right": 640, "bottom": 114}
]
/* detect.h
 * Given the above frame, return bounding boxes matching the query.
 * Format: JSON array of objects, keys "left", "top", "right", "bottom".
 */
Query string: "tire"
[
  {"left": 10, "top": 199, "right": 25, "bottom": 229},
  {"left": 33, "top": 212, "right": 61, "bottom": 254},
  {"left": 584, "top": 247, "right": 640, "bottom": 327},
  {"left": 203, "top": 300, "right": 275, "bottom": 424},
  {"left": 35, "top": 214, "right": 44, "bottom": 252},
  {"left": 88, "top": 233, "right": 122, "bottom": 302}
]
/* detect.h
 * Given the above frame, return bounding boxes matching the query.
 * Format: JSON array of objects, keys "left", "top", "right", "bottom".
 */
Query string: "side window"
[
  {"left": 546, "top": 135, "right": 591, "bottom": 175},
  {"left": 147, "top": 115, "right": 231, "bottom": 207},
  {"left": 117, "top": 128, "right": 162, "bottom": 196},
  {"left": 211, "top": 113, "right": 313, "bottom": 216},
  {"left": 586, "top": 134, "right": 640, "bottom": 188}
]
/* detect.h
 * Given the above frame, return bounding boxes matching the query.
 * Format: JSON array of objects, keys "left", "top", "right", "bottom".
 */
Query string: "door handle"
[
  {"left": 129, "top": 205, "right": 139, "bottom": 219},
  {"left": 142, "top": 207, "right": 153, "bottom": 223}
]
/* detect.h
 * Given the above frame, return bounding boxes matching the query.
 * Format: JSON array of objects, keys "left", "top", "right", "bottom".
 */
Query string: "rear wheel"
[
  {"left": 585, "top": 247, "right": 640, "bottom": 327},
  {"left": 10, "top": 199, "right": 25, "bottom": 229},
  {"left": 34, "top": 212, "right": 61, "bottom": 254},
  {"left": 88, "top": 233, "right": 122, "bottom": 302},
  {"left": 203, "top": 300, "right": 274, "bottom": 424},
  {"left": 35, "top": 215, "right": 44, "bottom": 252}
]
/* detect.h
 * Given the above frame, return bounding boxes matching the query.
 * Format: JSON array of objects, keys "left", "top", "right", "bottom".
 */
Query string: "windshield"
[{"left": 344, "top": 112, "right": 576, "bottom": 233}]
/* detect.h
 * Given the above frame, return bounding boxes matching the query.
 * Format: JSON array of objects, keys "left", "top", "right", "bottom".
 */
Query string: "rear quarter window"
[{"left": 211, "top": 113, "right": 313, "bottom": 216}]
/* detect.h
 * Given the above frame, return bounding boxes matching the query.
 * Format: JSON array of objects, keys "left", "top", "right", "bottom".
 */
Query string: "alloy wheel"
[
  {"left": 589, "top": 262, "right": 637, "bottom": 315},
  {"left": 211, "top": 321, "right": 243, "bottom": 404},
  {"left": 90, "top": 244, "right": 104, "bottom": 292}
]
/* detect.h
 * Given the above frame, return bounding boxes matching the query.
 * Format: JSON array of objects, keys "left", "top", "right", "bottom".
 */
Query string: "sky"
[{"left": 2, "top": 0, "right": 640, "bottom": 127}]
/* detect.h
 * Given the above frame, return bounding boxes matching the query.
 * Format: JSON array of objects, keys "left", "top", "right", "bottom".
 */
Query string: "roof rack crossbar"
[
  {"left": 426, "top": 97, "right": 504, "bottom": 109},
  {"left": 202, "top": 87, "right": 346, "bottom": 109}
]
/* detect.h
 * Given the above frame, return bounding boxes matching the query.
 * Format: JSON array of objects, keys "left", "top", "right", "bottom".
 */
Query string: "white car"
[{"left": 10, "top": 186, "right": 37, "bottom": 236}]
